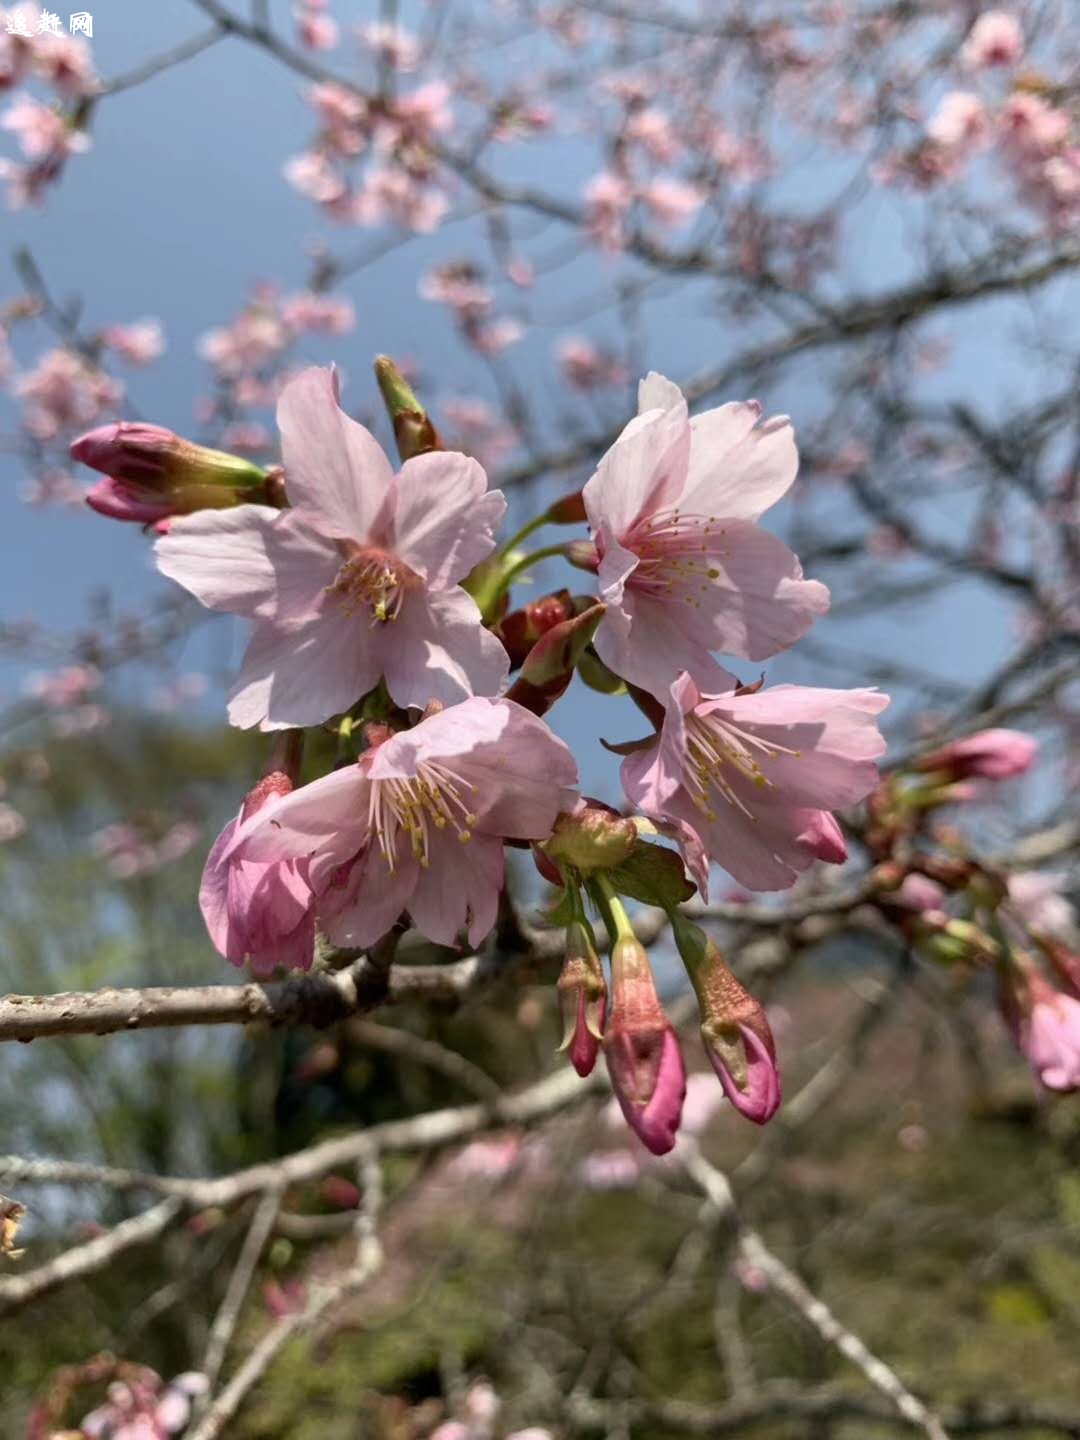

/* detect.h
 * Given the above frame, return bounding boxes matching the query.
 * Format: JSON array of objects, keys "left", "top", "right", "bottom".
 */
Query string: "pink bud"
[
  {"left": 557, "top": 919, "right": 607, "bottom": 1076},
  {"left": 1018, "top": 974, "right": 1080, "bottom": 1093},
  {"left": 917, "top": 728, "right": 1037, "bottom": 782},
  {"left": 795, "top": 810, "right": 848, "bottom": 865},
  {"left": 671, "top": 914, "right": 781, "bottom": 1125},
  {"left": 73, "top": 422, "right": 268, "bottom": 524},
  {"left": 603, "top": 937, "right": 686, "bottom": 1154}
]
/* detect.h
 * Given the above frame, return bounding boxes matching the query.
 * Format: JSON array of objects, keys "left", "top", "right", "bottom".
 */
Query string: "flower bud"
[
  {"left": 999, "top": 961, "right": 1080, "bottom": 1093},
  {"left": 544, "top": 488, "right": 587, "bottom": 524},
  {"left": 916, "top": 728, "right": 1038, "bottom": 782},
  {"left": 795, "top": 811, "right": 847, "bottom": 865},
  {"left": 494, "top": 589, "right": 573, "bottom": 668},
  {"left": 603, "top": 935, "right": 686, "bottom": 1154},
  {"left": 544, "top": 797, "right": 637, "bottom": 875},
  {"left": 565, "top": 539, "right": 600, "bottom": 572},
  {"left": 557, "top": 919, "right": 607, "bottom": 1077},
  {"left": 671, "top": 913, "right": 780, "bottom": 1125},
  {"left": 374, "top": 354, "right": 441, "bottom": 460},
  {"left": 73, "top": 423, "right": 269, "bottom": 524},
  {"left": 505, "top": 603, "right": 604, "bottom": 717}
]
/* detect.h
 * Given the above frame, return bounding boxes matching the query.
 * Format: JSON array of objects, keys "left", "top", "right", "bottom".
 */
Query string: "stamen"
[
  {"left": 330, "top": 547, "right": 417, "bottom": 625},
  {"left": 624, "top": 509, "right": 726, "bottom": 602},
  {"left": 683, "top": 712, "right": 800, "bottom": 823},
  {"left": 368, "top": 761, "right": 478, "bottom": 870}
]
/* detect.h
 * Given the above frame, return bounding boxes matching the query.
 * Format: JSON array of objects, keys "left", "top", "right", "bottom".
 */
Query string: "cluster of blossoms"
[
  {"left": 0, "top": 4, "right": 96, "bottom": 208},
  {"left": 286, "top": 70, "right": 453, "bottom": 233},
  {"left": 72, "top": 355, "right": 895, "bottom": 1154},
  {"left": 874, "top": 10, "right": 1078, "bottom": 228},
  {"left": 26, "top": 1357, "right": 207, "bottom": 1440},
  {"left": 865, "top": 729, "right": 1080, "bottom": 1095}
]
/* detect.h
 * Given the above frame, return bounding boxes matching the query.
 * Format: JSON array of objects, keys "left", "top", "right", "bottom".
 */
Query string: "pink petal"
[
  {"left": 407, "top": 830, "right": 504, "bottom": 946},
  {"left": 594, "top": 582, "right": 738, "bottom": 697},
  {"left": 319, "top": 845, "right": 419, "bottom": 948},
  {"left": 199, "top": 814, "right": 239, "bottom": 957},
  {"left": 228, "top": 765, "right": 369, "bottom": 865},
  {"left": 390, "top": 451, "right": 506, "bottom": 588},
  {"left": 277, "top": 366, "right": 394, "bottom": 541},
  {"left": 649, "top": 518, "right": 830, "bottom": 664},
  {"left": 155, "top": 504, "right": 310, "bottom": 618},
  {"left": 226, "top": 605, "right": 383, "bottom": 730},
  {"left": 678, "top": 409, "right": 797, "bottom": 520},
  {"left": 381, "top": 588, "right": 509, "bottom": 709},
  {"left": 583, "top": 377, "right": 690, "bottom": 537}
]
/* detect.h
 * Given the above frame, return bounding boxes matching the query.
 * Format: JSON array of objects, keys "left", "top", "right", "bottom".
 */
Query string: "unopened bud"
[
  {"left": 915, "top": 728, "right": 1038, "bottom": 783},
  {"left": 505, "top": 603, "right": 604, "bottom": 717},
  {"left": 374, "top": 355, "right": 441, "bottom": 460},
  {"left": 565, "top": 539, "right": 600, "bottom": 572},
  {"left": 603, "top": 935, "right": 686, "bottom": 1154},
  {"left": 557, "top": 919, "right": 607, "bottom": 1077},
  {"left": 73, "top": 423, "right": 269, "bottom": 524},
  {"left": 544, "top": 798, "right": 637, "bottom": 875},
  {"left": 671, "top": 913, "right": 781, "bottom": 1125},
  {"left": 544, "top": 489, "right": 587, "bottom": 524},
  {"left": 494, "top": 590, "right": 573, "bottom": 668}
]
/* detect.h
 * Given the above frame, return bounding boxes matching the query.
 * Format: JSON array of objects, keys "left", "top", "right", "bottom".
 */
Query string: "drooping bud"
[
  {"left": 72, "top": 423, "right": 269, "bottom": 524},
  {"left": 915, "top": 728, "right": 1038, "bottom": 782},
  {"left": 557, "top": 918, "right": 607, "bottom": 1077},
  {"left": 603, "top": 932, "right": 686, "bottom": 1154},
  {"left": 998, "top": 960, "right": 1080, "bottom": 1093},
  {"left": 374, "top": 354, "right": 442, "bottom": 460},
  {"left": 505, "top": 603, "right": 604, "bottom": 717},
  {"left": 544, "top": 797, "right": 637, "bottom": 876},
  {"left": 494, "top": 589, "right": 573, "bottom": 668},
  {"left": 671, "top": 913, "right": 781, "bottom": 1125}
]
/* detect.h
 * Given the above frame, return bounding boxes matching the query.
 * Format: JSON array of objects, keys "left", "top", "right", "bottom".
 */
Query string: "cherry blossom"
[
  {"left": 582, "top": 372, "right": 829, "bottom": 698},
  {"left": 156, "top": 367, "right": 509, "bottom": 727},
  {"left": 225, "top": 697, "right": 578, "bottom": 947},
  {"left": 622, "top": 672, "right": 888, "bottom": 893}
]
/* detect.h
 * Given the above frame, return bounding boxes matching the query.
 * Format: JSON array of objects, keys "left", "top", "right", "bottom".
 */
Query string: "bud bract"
[{"left": 544, "top": 797, "right": 637, "bottom": 876}]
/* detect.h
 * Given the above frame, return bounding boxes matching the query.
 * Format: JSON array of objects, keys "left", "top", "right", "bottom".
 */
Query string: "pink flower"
[
  {"left": 1014, "top": 974, "right": 1080, "bottom": 1093},
  {"left": 583, "top": 373, "right": 829, "bottom": 698},
  {"left": 156, "top": 367, "right": 509, "bottom": 728},
  {"left": 33, "top": 33, "right": 97, "bottom": 97},
  {"left": 925, "top": 92, "right": 989, "bottom": 153},
  {"left": 361, "top": 21, "right": 420, "bottom": 72},
  {"left": 101, "top": 320, "right": 165, "bottom": 366},
  {"left": 557, "top": 336, "right": 627, "bottom": 391},
  {"left": 1, "top": 92, "right": 88, "bottom": 160},
  {"left": 578, "top": 1148, "right": 641, "bottom": 1189},
  {"left": 280, "top": 291, "right": 355, "bottom": 335},
  {"left": 201, "top": 749, "right": 318, "bottom": 976},
  {"left": 917, "top": 727, "right": 1037, "bottom": 781},
  {"left": 227, "top": 698, "right": 578, "bottom": 948},
  {"left": 961, "top": 10, "right": 1023, "bottom": 69},
  {"left": 1006, "top": 872, "right": 1076, "bottom": 940},
  {"left": 584, "top": 169, "right": 632, "bottom": 250},
  {"left": 603, "top": 936, "right": 686, "bottom": 1154},
  {"left": 638, "top": 176, "right": 703, "bottom": 227},
  {"left": 295, "top": 0, "right": 339, "bottom": 51},
  {"left": 16, "top": 348, "right": 121, "bottom": 438},
  {"left": 623, "top": 672, "right": 888, "bottom": 893}
]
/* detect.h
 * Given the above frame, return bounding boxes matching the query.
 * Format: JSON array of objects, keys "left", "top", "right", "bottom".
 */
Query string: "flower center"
[
  {"left": 330, "top": 547, "right": 417, "bottom": 625},
  {"left": 683, "top": 711, "right": 799, "bottom": 822},
  {"left": 625, "top": 509, "right": 725, "bottom": 603},
  {"left": 368, "top": 761, "right": 479, "bottom": 869}
]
